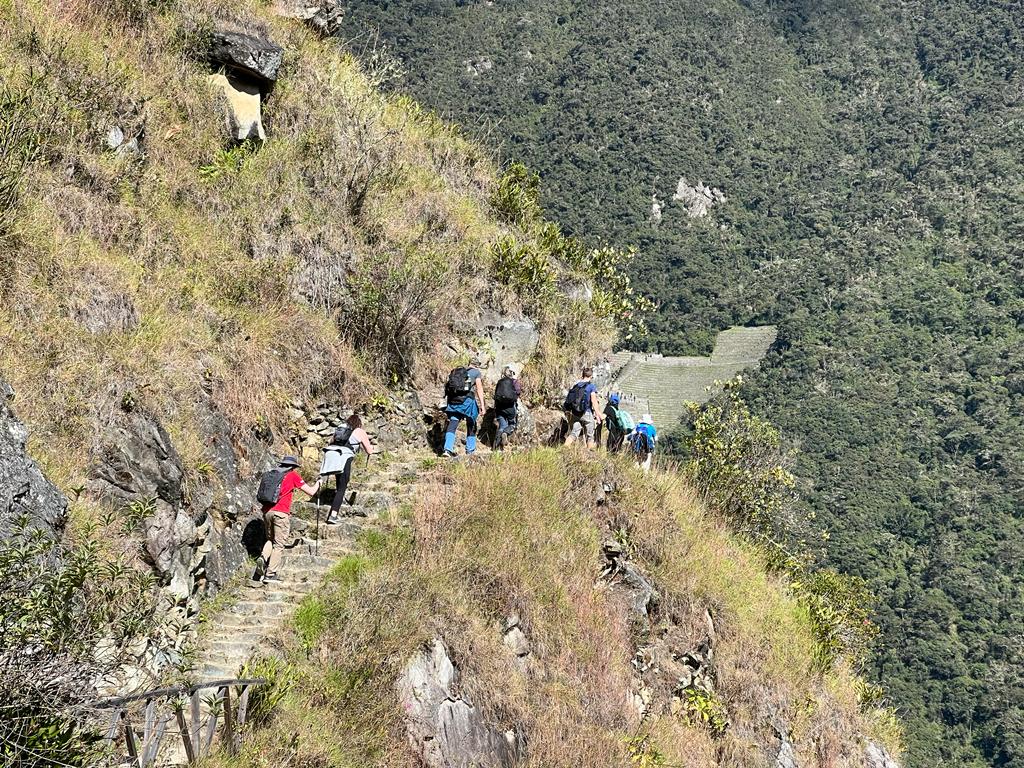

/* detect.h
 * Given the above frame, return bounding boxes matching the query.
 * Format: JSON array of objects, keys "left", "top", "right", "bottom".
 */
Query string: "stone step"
[{"left": 217, "top": 613, "right": 286, "bottom": 630}]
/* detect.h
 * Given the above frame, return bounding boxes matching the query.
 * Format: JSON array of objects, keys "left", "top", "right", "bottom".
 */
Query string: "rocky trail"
[{"left": 193, "top": 454, "right": 426, "bottom": 683}]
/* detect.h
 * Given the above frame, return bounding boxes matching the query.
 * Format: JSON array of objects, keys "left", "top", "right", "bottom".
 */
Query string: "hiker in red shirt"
[{"left": 258, "top": 455, "right": 320, "bottom": 583}]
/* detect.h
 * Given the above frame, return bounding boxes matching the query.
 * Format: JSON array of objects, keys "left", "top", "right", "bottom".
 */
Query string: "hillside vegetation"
[
  {"left": 0, "top": 0, "right": 626, "bottom": 492},
  {"left": 215, "top": 449, "right": 900, "bottom": 768},
  {"left": 338, "top": 2, "right": 1024, "bottom": 765}
]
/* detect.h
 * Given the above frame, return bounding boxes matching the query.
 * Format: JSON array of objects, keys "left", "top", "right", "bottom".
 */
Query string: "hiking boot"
[
  {"left": 443, "top": 450, "right": 457, "bottom": 458},
  {"left": 262, "top": 572, "right": 282, "bottom": 583},
  {"left": 325, "top": 513, "right": 341, "bottom": 525}
]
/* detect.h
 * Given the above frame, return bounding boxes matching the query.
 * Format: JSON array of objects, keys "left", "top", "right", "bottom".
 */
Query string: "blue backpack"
[{"left": 631, "top": 424, "right": 656, "bottom": 454}]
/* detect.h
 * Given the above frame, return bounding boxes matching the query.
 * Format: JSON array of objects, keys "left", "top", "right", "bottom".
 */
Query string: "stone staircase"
[
  {"left": 193, "top": 455, "right": 424, "bottom": 682},
  {"left": 605, "top": 326, "right": 777, "bottom": 430}
]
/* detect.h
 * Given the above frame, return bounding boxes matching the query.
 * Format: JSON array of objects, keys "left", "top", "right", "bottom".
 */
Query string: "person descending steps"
[
  {"left": 563, "top": 366, "right": 604, "bottom": 449},
  {"left": 320, "top": 414, "right": 379, "bottom": 524},
  {"left": 629, "top": 414, "right": 658, "bottom": 473},
  {"left": 254, "top": 456, "right": 321, "bottom": 584},
  {"left": 603, "top": 392, "right": 634, "bottom": 453},
  {"left": 493, "top": 365, "right": 522, "bottom": 450},
  {"left": 442, "top": 356, "right": 486, "bottom": 458}
]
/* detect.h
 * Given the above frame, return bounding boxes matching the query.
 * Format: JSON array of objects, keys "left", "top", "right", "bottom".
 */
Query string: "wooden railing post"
[
  {"left": 223, "top": 683, "right": 237, "bottom": 755},
  {"left": 121, "top": 710, "right": 139, "bottom": 765},
  {"left": 174, "top": 704, "right": 196, "bottom": 764},
  {"left": 93, "top": 677, "right": 266, "bottom": 766}
]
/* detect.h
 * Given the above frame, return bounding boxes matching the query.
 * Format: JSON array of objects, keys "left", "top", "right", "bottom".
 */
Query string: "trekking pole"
[{"left": 314, "top": 478, "right": 321, "bottom": 558}]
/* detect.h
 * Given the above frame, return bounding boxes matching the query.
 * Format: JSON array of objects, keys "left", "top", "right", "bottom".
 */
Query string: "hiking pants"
[
  {"left": 607, "top": 427, "right": 625, "bottom": 453},
  {"left": 261, "top": 511, "right": 291, "bottom": 575},
  {"left": 327, "top": 456, "right": 354, "bottom": 515},
  {"left": 496, "top": 413, "right": 516, "bottom": 449},
  {"left": 444, "top": 413, "right": 478, "bottom": 454},
  {"left": 568, "top": 411, "right": 597, "bottom": 445}
]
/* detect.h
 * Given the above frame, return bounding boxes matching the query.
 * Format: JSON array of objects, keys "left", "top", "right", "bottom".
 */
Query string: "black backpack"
[
  {"left": 445, "top": 367, "right": 472, "bottom": 403},
  {"left": 256, "top": 468, "right": 289, "bottom": 506},
  {"left": 563, "top": 382, "right": 590, "bottom": 415},
  {"left": 495, "top": 377, "right": 518, "bottom": 406},
  {"left": 331, "top": 424, "right": 354, "bottom": 446}
]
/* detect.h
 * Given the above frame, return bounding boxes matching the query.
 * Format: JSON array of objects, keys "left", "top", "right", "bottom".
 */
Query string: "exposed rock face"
[
  {"left": 398, "top": 639, "right": 522, "bottom": 768},
  {"left": 0, "top": 379, "right": 67, "bottom": 539},
  {"left": 672, "top": 176, "right": 726, "bottom": 218},
  {"left": 602, "top": 539, "right": 659, "bottom": 624},
  {"left": 209, "top": 30, "right": 283, "bottom": 84},
  {"left": 273, "top": 0, "right": 344, "bottom": 37},
  {"left": 468, "top": 312, "right": 540, "bottom": 383},
  {"left": 866, "top": 741, "right": 901, "bottom": 768},
  {"left": 209, "top": 72, "right": 266, "bottom": 141},
  {"left": 89, "top": 407, "right": 184, "bottom": 507}
]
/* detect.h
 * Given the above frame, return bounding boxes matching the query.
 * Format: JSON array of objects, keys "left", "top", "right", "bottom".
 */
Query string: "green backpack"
[{"left": 615, "top": 408, "right": 635, "bottom": 432}]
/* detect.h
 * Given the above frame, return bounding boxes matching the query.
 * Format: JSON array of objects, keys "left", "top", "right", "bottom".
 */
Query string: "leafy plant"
[
  {"left": 198, "top": 140, "right": 259, "bottom": 180},
  {"left": 239, "top": 656, "right": 294, "bottom": 727},
  {"left": 624, "top": 733, "right": 666, "bottom": 767},
  {"left": 491, "top": 162, "right": 542, "bottom": 228},
  {"left": 680, "top": 688, "right": 729, "bottom": 737}
]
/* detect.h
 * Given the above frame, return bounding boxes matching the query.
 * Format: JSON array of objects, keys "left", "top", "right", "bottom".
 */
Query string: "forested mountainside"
[{"left": 338, "top": 2, "right": 1024, "bottom": 767}]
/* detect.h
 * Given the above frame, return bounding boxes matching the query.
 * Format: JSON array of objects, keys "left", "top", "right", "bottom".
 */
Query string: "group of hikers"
[{"left": 252, "top": 362, "right": 656, "bottom": 585}]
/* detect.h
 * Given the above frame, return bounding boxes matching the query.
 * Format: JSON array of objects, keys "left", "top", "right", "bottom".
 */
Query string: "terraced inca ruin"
[{"left": 604, "top": 326, "right": 777, "bottom": 430}]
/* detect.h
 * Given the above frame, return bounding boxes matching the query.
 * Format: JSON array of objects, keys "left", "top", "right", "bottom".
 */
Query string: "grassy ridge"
[{"left": 219, "top": 450, "right": 899, "bottom": 767}]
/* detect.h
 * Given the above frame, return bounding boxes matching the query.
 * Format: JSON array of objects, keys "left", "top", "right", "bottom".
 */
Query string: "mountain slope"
[
  {"left": 210, "top": 449, "right": 902, "bottom": 768},
  {"left": 337, "top": 2, "right": 1024, "bottom": 766}
]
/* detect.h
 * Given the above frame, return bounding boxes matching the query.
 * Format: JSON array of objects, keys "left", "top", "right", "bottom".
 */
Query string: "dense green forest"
[{"left": 338, "top": 2, "right": 1024, "bottom": 766}]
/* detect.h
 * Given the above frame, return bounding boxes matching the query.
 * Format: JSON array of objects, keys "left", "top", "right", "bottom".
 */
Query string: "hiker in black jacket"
[{"left": 493, "top": 365, "right": 522, "bottom": 450}]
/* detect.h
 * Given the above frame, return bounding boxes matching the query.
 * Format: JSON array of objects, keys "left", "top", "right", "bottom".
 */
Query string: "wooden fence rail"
[{"left": 94, "top": 678, "right": 267, "bottom": 767}]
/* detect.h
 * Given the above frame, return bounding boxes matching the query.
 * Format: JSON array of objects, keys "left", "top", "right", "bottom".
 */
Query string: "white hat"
[
  {"left": 503, "top": 364, "right": 518, "bottom": 378},
  {"left": 641, "top": 414, "right": 653, "bottom": 424}
]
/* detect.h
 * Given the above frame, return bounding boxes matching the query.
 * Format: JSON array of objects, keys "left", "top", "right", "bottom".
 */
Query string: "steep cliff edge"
[{"left": 210, "top": 449, "right": 902, "bottom": 768}]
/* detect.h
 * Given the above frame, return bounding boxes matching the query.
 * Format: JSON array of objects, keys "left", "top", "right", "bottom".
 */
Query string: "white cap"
[{"left": 641, "top": 414, "right": 653, "bottom": 424}]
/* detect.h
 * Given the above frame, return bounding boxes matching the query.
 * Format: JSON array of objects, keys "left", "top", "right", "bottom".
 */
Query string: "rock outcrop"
[
  {"left": 398, "top": 639, "right": 522, "bottom": 768},
  {"left": 0, "top": 378, "right": 67, "bottom": 539},
  {"left": 672, "top": 176, "right": 726, "bottom": 219},
  {"left": 206, "top": 29, "right": 282, "bottom": 141},
  {"left": 208, "top": 30, "right": 283, "bottom": 84},
  {"left": 273, "top": 0, "right": 344, "bottom": 36},
  {"left": 866, "top": 741, "right": 902, "bottom": 768}
]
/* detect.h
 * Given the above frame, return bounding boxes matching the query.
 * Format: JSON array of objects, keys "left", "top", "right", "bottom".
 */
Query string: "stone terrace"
[{"left": 605, "top": 326, "right": 777, "bottom": 430}]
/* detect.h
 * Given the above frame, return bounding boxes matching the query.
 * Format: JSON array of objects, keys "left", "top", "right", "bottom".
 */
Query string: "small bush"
[
  {"left": 491, "top": 162, "right": 542, "bottom": 228},
  {"left": 0, "top": 516, "right": 156, "bottom": 766},
  {"left": 239, "top": 656, "right": 294, "bottom": 727}
]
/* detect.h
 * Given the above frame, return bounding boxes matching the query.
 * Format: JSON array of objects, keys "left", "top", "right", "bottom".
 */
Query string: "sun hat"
[
  {"left": 503, "top": 364, "right": 518, "bottom": 378},
  {"left": 279, "top": 455, "right": 300, "bottom": 468},
  {"left": 641, "top": 414, "right": 653, "bottom": 424}
]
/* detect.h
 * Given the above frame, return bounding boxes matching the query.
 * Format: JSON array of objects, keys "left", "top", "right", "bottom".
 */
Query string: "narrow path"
[{"left": 193, "top": 454, "right": 425, "bottom": 682}]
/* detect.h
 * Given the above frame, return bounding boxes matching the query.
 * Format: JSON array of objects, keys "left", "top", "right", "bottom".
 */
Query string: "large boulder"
[
  {"left": 88, "top": 406, "right": 184, "bottom": 506},
  {"left": 397, "top": 639, "right": 522, "bottom": 768},
  {"left": 0, "top": 379, "right": 67, "bottom": 539},
  {"left": 209, "top": 30, "right": 283, "bottom": 84},
  {"left": 273, "top": 0, "right": 344, "bottom": 37},
  {"left": 465, "top": 312, "right": 540, "bottom": 383}
]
